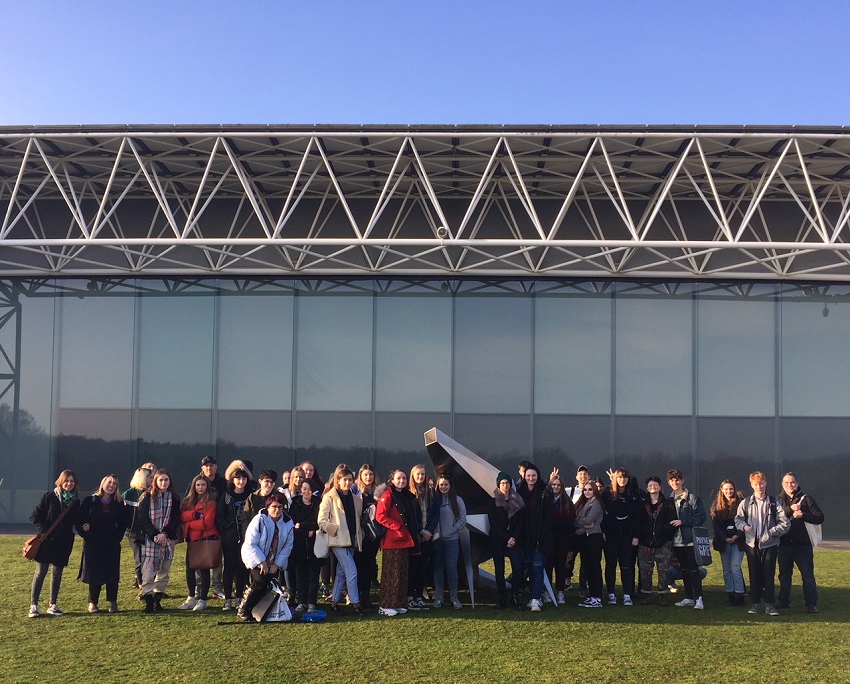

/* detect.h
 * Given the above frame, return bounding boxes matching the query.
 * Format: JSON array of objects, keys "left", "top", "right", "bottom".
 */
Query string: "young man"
[
  {"left": 246, "top": 470, "right": 278, "bottom": 522},
  {"left": 735, "top": 471, "right": 790, "bottom": 616},
  {"left": 667, "top": 469, "right": 707, "bottom": 610},
  {"left": 776, "top": 472, "right": 823, "bottom": 613}
]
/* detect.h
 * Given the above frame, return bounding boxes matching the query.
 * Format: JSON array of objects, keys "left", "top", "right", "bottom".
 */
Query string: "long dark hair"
[{"left": 436, "top": 473, "right": 461, "bottom": 519}]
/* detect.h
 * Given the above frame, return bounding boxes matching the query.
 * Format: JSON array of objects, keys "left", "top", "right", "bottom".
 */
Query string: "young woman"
[
  {"left": 407, "top": 463, "right": 433, "bottom": 609},
  {"left": 76, "top": 475, "right": 128, "bottom": 614},
  {"left": 178, "top": 474, "right": 220, "bottom": 611},
  {"left": 318, "top": 467, "right": 364, "bottom": 616},
  {"left": 547, "top": 474, "right": 576, "bottom": 605},
  {"left": 299, "top": 461, "right": 324, "bottom": 495},
  {"left": 516, "top": 463, "right": 554, "bottom": 612},
  {"left": 601, "top": 468, "right": 641, "bottom": 606},
  {"left": 28, "top": 470, "right": 82, "bottom": 618},
  {"left": 488, "top": 471, "right": 524, "bottom": 609},
  {"left": 281, "top": 467, "right": 305, "bottom": 509},
  {"left": 289, "top": 480, "right": 324, "bottom": 611},
  {"left": 711, "top": 480, "right": 746, "bottom": 606},
  {"left": 574, "top": 480, "right": 604, "bottom": 608},
  {"left": 217, "top": 465, "right": 253, "bottom": 610},
  {"left": 123, "top": 467, "right": 153, "bottom": 589},
  {"left": 427, "top": 473, "right": 467, "bottom": 609},
  {"left": 637, "top": 476, "right": 675, "bottom": 605},
  {"left": 375, "top": 469, "right": 416, "bottom": 616},
  {"left": 354, "top": 464, "right": 380, "bottom": 609},
  {"left": 137, "top": 469, "right": 182, "bottom": 613}
]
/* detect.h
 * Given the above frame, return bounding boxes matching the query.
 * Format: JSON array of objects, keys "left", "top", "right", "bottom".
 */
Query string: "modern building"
[{"left": 0, "top": 124, "right": 847, "bottom": 535}]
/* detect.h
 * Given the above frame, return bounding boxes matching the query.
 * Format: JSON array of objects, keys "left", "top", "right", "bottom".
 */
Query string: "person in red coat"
[
  {"left": 178, "top": 474, "right": 219, "bottom": 611},
  {"left": 375, "top": 470, "right": 415, "bottom": 616}
]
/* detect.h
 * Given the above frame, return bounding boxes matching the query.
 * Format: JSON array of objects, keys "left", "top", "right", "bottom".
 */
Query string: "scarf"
[
  {"left": 492, "top": 488, "right": 524, "bottom": 519},
  {"left": 142, "top": 491, "right": 174, "bottom": 572},
  {"left": 58, "top": 488, "right": 78, "bottom": 507}
]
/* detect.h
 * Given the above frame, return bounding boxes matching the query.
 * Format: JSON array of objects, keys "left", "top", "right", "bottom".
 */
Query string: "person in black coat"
[
  {"left": 28, "top": 470, "right": 82, "bottom": 618},
  {"left": 515, "top": 463, "right": 554, "bottom": 612},
  {"left": 601, "top": 468, "right": 642, "bottom": 606},
  {"left": 76, "top": 475, "right": 128, "bottom": 614},
  {"left": 487, "top": 471, "right": 524, "bottom": 609}
]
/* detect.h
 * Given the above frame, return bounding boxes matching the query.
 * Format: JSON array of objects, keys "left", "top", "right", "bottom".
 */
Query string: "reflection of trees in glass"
[{"left": 0, "top": 404, "right": 47, "bottom": 437}]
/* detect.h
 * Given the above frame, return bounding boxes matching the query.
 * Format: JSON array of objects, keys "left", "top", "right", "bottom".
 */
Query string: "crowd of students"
[{"left": 25, "top": 456, "right": 825, "bottom": 619}]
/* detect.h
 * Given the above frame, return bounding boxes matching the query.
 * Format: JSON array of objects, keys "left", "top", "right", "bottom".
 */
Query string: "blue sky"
[{"left": 2, "top": 1, "right": 847, "bottom": 126}]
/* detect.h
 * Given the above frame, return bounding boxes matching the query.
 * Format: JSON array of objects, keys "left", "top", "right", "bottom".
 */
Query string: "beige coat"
[{"left": 318, "top": 487, "right": 363, "bottom": 551}]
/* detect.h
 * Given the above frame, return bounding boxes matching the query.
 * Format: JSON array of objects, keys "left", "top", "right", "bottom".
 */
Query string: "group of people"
[{"left": 25, "top": 455, "right": 824, "bottom": 620}]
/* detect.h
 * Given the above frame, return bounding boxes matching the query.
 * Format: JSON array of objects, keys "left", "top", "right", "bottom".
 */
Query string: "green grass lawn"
[{"left": 4, "top": 537, "right": 848, "bottom": 684}]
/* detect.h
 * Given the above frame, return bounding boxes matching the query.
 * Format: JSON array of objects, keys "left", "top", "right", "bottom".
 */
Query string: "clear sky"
[{"left": 2, "top": 0, "right": 847, "bottom": 126}]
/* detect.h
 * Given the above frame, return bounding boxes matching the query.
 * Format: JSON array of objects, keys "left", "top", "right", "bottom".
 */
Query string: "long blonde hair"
[{"left": 94, "top": 474, "right": 123, "bottom": 502}]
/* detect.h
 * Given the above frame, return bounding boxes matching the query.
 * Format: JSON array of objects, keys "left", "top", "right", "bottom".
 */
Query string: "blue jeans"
[
  {"left": 523, "top": 548, "right": 547, "bottom": 601},
  {"left": 433, "top": 537, "right": 460, "bottom": 601},
  {"left": 719, "top": 544, "right": 745, "bottom": 593},
  {"left": 778, "top": 543, "right": 818, "bottom": 607},
  {"left": 331, "top": 547, "right": 359, "bottom": 605}
]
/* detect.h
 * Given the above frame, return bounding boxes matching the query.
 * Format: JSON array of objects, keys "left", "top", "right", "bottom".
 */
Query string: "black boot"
[
  {"left": 496, "top": 592, "right": 507, "bottom": 609},
  {"left": 728, "top": 592, "right": 736, "bottom": 605},
  {"left": 238, "top": 585, "right": 260, "bottom": 622},
  {"left": 153, "top": 592, "right": 164, "bottom": 612},
  {"left": 511, "top": 594, "right": 524, "bottom": 612},
  {"left": 143, "top": 594, "right": 154, "bottom": 614}
]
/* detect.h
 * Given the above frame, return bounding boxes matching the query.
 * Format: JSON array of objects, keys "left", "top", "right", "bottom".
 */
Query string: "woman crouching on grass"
[
  {"left": 178, "top": 474, "right": 219, "bottom": 612},
  {"left": 137, "top": 469, "right": 181, "bottom": 613},
  {"left": 375, "top": 469, "right": 416, "bottom": 616}
]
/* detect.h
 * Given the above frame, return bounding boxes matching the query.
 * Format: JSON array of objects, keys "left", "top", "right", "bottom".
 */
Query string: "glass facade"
[{"left": 1, "top": 277, "right": 847, "bottom": 536}]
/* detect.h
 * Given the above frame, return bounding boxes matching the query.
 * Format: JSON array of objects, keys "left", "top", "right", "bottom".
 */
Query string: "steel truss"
[{"left": 3, "top": 125, "right": 850, "bottom": 280}]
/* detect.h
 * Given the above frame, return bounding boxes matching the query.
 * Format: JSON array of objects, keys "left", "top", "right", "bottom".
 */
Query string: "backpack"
[{"left": 361, "top": 502, "right": 386, "bottom": 543}]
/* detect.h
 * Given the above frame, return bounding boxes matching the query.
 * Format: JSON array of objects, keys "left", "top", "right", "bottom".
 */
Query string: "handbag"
[
  {"left": 187, "top": 537, "right": 221, "bottom": 569},
  {"left": 313, "top": 529, "right": 330, "bottom": 559},
  {"left": 800, "top": 495, "right": 823, "bottom": 548},
  {"left": 692, "top": 526, "right": 713, "bottom": 566},
  {"left": 22, "top": 503, "right": 75, "bottom": 560},
  {"left": 361, "top": 502, "right": 386, "bottom": 543}
]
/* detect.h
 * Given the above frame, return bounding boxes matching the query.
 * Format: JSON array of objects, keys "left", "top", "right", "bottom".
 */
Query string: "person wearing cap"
[
  {"left": 488, "top": 471, "right": 524, "bottom": 609},
  {"left": 562, "top": 465, "right": 591, "bottom": 595},
  {"left": 200, "top": 457, "right": 227, "bottom": 496},
  {"left": 238, "top": 495, "right": 294, "bottom": 622}
]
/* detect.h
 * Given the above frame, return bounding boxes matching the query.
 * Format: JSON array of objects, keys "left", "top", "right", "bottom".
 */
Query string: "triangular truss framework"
[{"left": 3, "top": 125, "right": 850, "bottom": 280}]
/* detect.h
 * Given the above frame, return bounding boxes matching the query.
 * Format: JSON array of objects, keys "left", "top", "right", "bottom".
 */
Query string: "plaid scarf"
[{"left": 142, "top": 491, "right": 174, "bottom": 572}]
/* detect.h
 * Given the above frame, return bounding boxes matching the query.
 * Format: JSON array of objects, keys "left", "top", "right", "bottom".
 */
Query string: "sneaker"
[
  {"left": 557, "top": 591, "right": 565, "bottom": 604},
  {"left": 564, "top": 581, "right": 573, "bottom": 592},
  {"left": 408, "top": 600, "right": 422, "bottom": 611},
  {"left": 414, "top": 598, "right": 428, "bottom": 609},
  {"left": 579, "top": 598, "right": 602, "bottom": 608},
  {"left": 294, "top": 603, "right": 307, "bottom": 613},
  {"left": 108, "top": 602, "right": 119, "bottom": 614},
  {"left": 192, "top": 599, "right": 207, "bottom": 611},
  {"left": 765, "top": 604, "right": 779, "bottom": 616},
  {"left": 674, "top": 598, "right": 695, "bottom": 607},
  {"left": 307, "top": 604, "right": 317, "bottom": 612},
  {"left": 623, "top": 595, "right": 633, "bottom": 606},
  {"left": 87, "top": 602, "right": 100, "bottom": 614},
  {"left": 806, "top": 605, "right": 819, "bottom": 614},
  {"left": 433, "top": 599, "right": 443, "bottom": 608},
  {"left": 542, "top": 593, "right": 553, "bottom": 604},
  {"left": 607, "top": 593, "right": 617, "bottom": 605},
  {"left": 212, "top": 589, "right": 226, "bottom": 600},
  {"left": 46, "top": 604, "right": 63, "bottom": 616},
  {"left": 395, "top": 607, "right": 408, "bottom": 614},
  {"left": 222, "top": 599, "right": 234, "bottom": 611},
  {"left": 694, "top": 597, "right": 704, "bottom": 610},
  {"left": 578, "top": 598, "right": 594, "bottom": 608},
  {"left": 178, "top": 597, "right": 197, "bottom": 610},
  {"left": 748, "top": 603, "right": 761, "bottom": 614},
  {"left": 530, "top": 599, "right": 542, "bottom": 612},
  {"left": 27, "top": 604, "right": 39, "bottom": 618},
  {"left": 378, "top": 607, "right": 398, "bottom": 617},
  {"left": 451, "top": 597, "right": 462, "bottom": 610}
]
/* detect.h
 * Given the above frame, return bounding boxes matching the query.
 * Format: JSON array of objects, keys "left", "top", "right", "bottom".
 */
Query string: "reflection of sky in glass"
[
  {"left": 138, "top": 296, "right": 214, "bottom": 408},
  {"left": 59, "top": 296, "right": 134, "bottom": 408},
  {"left": 18, "top": 294, "right": 55, "bottom": 432},
  {"left": 698, "top": 298, "right": 774, "bottom": 416},
  {"left": 218, "top": 295, "right": 293, "bottom": 410},
  {"left": 296, "top": 296, "right": 372, "bottom": 411},
  {"left": 616, "top": 297, "right": 691, "bottom": 415},
  {"left": 455, "top": 297, "right": 531, "bottom": 413},
  {"left": 535, "top": 296, "right": 611, "bottom": 414},
  {"left": 375, "top": 296, "right": 451, "bottom": 412},
  {"left": 782, "top": 291, "right": 850, "bottom": 416}
]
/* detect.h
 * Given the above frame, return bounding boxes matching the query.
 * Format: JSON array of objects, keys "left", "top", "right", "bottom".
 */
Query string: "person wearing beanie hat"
[
  {"left": 488, "top": 470, "right": 525, "bottom": 609},
  {"left": 497, "top": 472, "right": 513, "bottom": 487}
]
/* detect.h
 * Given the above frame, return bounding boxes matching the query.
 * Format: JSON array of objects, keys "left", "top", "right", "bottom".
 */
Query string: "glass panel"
[
  {"left": 59, "top": 295, "right": 134, "bottom": 408},
  {"left": 218, "top": 294, "right": 294, "bottom": 410},
  {"left": 615, "top": 292, "right": 692, "bottom": 415},
  {"left": 216, "top": 409, "right": 293, "bottom": 479},
  {"left": 533, "top": 414, "right": 612, "bottom": 478},
  {"left": 781, "top": 286, "right": 850, "bottom": 416},
  {"left": 454, "top": 296, "right": 532, "bottom": 413},
  {"left": 57, "top": 409, "right": 135, "bottom": 490},
  {"left": 137, "top": 409, "right": 214, "bottom": 488},
  {"left": 375, "top": 295, "right": 452, "bottom": 412},
  {"left": 453, "top": 413, "right": 531, "bottom": 471},
  {"left": 293, "top": 410, "right": 372, "bottom": 477},
  {"left": 535, "top": 295, "right": 611, "bottom": 414},
  {"left": 374, "top": 412, "right": 452, "bottom": 474},
  {"left": 296, "top": 295, "right": 373, "bottom": 411},
  {"left": 614, "top": 416, "right": 694, "bottom": 488},
  {"left": 697, "top": 297, "right": 774, "bottom": 416},
  {"left": 138, "top": 295, "right": 214, "bottom": 409}
]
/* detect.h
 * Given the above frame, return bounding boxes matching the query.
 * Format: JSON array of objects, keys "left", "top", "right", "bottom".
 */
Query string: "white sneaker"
[
  {"left": 27, "top": 604, "right": 39, "bottom": 618},
  {"left": 694, "top": 597, "right": 704, "bottom": 610},
  {"left": 608, "top": 593, "right": 617, "bottom": 605},
  {"left": 307, "top": 603, "right": 317, "bottom": 612},
  {"left": 530, "top": 599, "right": 542, "bottom": 612},
  {"left": 222, "top": 599, "right": 233, "bottom": 611},
  {"left": 557, "top": 591, "right": 565, "bottom": 604},
  {"left": 378, "top": 607, "right": 398, "bottom": 616},
  {"left": 623, "top": 595, "right": 633, "bottom": 606},
  {"left": 395, "top": 607, "right": 408, "bottom": 614},
  {"left": 178, "top": 596, "right": 197, "bottom": 610},
  {"left": 542, "top": 593, "right": 553, "bottom": 604},
  {"left": 451, "top": 597, "right": 462, "bottom": 610},
  {"left": 46, "top": 604, "right": 63, "bottom": 616},
  {"left": 675, "top": 598, "right": 696, "bottom": 607},
  {"left": 433, "top": 599, "right": 443, "bottom": 608},
  {"left": 192, "top": 599, "right": 207, "bottom": 611}
]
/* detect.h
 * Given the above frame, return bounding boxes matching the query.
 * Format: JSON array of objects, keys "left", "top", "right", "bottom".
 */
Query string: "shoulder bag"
[{"left": 22, "top": 503, "right": 75, "bottom": 560}]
